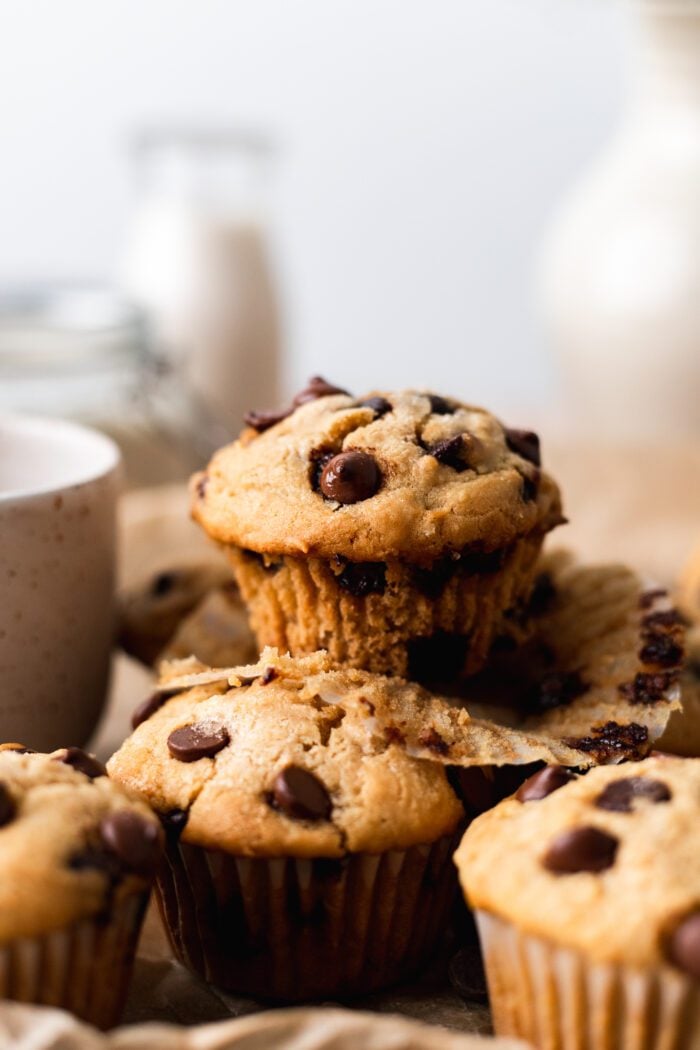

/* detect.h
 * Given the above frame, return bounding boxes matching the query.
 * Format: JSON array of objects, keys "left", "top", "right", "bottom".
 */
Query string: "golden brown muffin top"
[
  {"left": 455, "top": 755, "right": 700, "bottom": 974},
  {"left": 0, "top": 746, "right": 162, "bottom": 940},
  {"left": 107, "top": 650, "right": 464, "bottom": 859},
  {"left": 191, "top": 382, "right": 563, "bottom": 562}
]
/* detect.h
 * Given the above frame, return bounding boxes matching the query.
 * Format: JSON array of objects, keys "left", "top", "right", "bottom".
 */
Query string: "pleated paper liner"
[
  {"left": 226, "top": 529, "right": 547, "bottom": 678},
  {"left": 476, "top": 911, "right": 700, "bottom": 1050},
  {"left": 0, "top": 890, "right": 148, "bottom": 1030},
  {"left": 155, "top": 829, "right": 462, "bottom": 1002}
]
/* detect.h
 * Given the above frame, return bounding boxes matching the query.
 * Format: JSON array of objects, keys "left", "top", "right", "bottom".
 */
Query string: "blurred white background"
[{"left": 0, "top": 0, "right": 626, "bottom": 413}]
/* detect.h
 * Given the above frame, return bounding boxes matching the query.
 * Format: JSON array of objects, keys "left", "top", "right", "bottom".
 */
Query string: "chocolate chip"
[
  {"left": 427, "top": 394, "right": 454, "bottom": 415},
  {"left": 567, "top": 721, "right": 649, "bottom": 761},
  {"left": 270, "top": 764, "right": 332, "bottom": 821},
  {"left": 195, "top": 474, "right": 209, "bottom": 499},
  {"left": 319, "top": 451, "right": 382, "bottom": 504},
  {"left": 0, "top": 783, "right": 16, "bottom": 827},
  {"left": 100, "top": 811, "right": 163, "bottom": 875},
  {"left": 54, "top": 747, "right": 106, "bottom": 780},
  {"left": 167, "top": 724, "right": 230, "bottom": 762},
  {"left": 516, "top": 766, "right": 574, "bottom": 802},
  {"left": 336, "top": 560, "right": 386, "bottom": 597},
  {"left": 260, "top": 666, "right": 277, "bottom": 685},
  {"left": 639, "top": 634, "right": 684, "bottom": 669},
  {"left": 448, "top": 944, "right": 488, "bottom": 1003},
  {"left": 504, "top": 427, "right": 541, "bottom": 466},
  {"left": 132, "top": 691, "right": 167, "bottom": 730},
  {"left": 428, "top": 435, "right": 470, "bottom": 472},
  {"left": 359, "top": 396, "right": 391, "bottom": 417},
  {"left": 520, "top": 470, "right": 540, "bottom": 503},
  {"left": 642, "top": 609, "right": 685, "bottom": 630},
  {"left": 151, "top": 571, "right": 176, "bottom": 597},
  {"left": 243, "top": 407, "right": 292, "bottom": 432},
  {"left": 159, "top": 808, "right": 189, "bottom": 840},
  {"left": 532, "top": 671, "right": 588, "bottom": 712},
  {"left": 595, "top": 776, "right": 671, "bottom": 813},
  {"left": 668, "top": 912, "right": 700, "bottom": 979},
  {"left": 543, "top": 826, "right": 618, "bottom": 875},
  {"left": 292, "top": 376, "right": 349, "bottom": 406},
  {"left": 417, "top": 727, "right": 450, "bottom": 755},
  {"left": 619, "top": 672, "right": 678, "bottom": 705}
]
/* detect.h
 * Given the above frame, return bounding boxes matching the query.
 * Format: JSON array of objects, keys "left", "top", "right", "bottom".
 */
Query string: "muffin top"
[
  {"left": 191, "top": 379, "right": 563, "bottom": 562},
  {"left": 107, "top": 649, "right": 464, "bottom": 858},
  {"left": 0, "top": 745, "right": 163, "bottom": 940},
  {"left": 455, "top": 755, "right": 700, "bottom": 974}
]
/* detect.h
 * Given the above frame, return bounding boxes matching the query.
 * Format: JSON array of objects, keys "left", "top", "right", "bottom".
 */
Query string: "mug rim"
[{"left": 0, "top": 413, "right": 121, "bottom": 503}]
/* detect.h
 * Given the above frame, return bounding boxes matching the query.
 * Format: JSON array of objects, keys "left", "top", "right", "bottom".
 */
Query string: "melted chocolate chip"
[
  {"left": 292, "top": 376, "right": 349, "bottom": 406},
  {"left": 55, "top": 747, "right": 106, "bottom": 780},
  {"left": 132, "top": 691, "right": 168, "bottom": 730},
  {"left": 448, "top": 944, "right": 488, "bottom": 1004},
  {"left": 243, "top": 407, "right": 292, "bottom": 432},
  {"left": 0, "top": 783, "right": 16, "bottom": 827},
  {"left": 167, "top": 724, "right": 230, "bottom": 762},
  {"left": 504, "top": 428, "right": 541, "bottom": 466},
  {"left": 160, "top": 808, "right": 189, "bottom": 840},
  {"left": 336, "top": 560, "right": 386, "bottom": 597},
  {"left": 520, "top": 470, "right": 540, "bottom": 503},
  {"left": 384, "top": 725, "right": 406, "bottom": 746},
  {"left": 428, "top": 435, "right": 470, "bottom": 472},
  {"left": 516, "top": 766, "right": 574, "bottom": 802},
  {"left": 668, "top": 912, "right": 700, "bottom": 979},
  {"left": 543, "top": 826, "right": 618, "bottom": 875},
  {"left": 639, "top": 634, "right": 684, "bottom": 669},
  {"left": 417, "top": 727, "right": 450, "bottom": 755},
  {"left": 319, "top": 451, "right": 382, "bottom": 503},
  {"left": 195, "top": 474, "right": 209, "bottom": 499},
  {"left": 427, "top": 394, "right": 454, "bottom": 415},
  {"left": 100, "top": 811, "right": 163, "bottom": 875},
  {"left": 260, "top": 666, "right": 277, "bottom": 685},
  {"left": 595, "top": 776, "right": 671, "bottom": 813},
  {"left": 642, "top": 609, "right": 685, "bottom": 630},
  {"left": 151, "top": 571, "right": 176, "bottom": 597},
  {"left": 567, "top": 721, "right": 649, "bottom": 761},
  {"left": 532, "top": 671, "right": 588, "bottom": 712},
  {"left": 270, "top": 764, "right": 332, "bottom": 821},
  {"left": 359, "top": 396, "right": 391, "bottom": 417},
  {"left": 619, "top": 671, "right": 678, "bottom": 705}
]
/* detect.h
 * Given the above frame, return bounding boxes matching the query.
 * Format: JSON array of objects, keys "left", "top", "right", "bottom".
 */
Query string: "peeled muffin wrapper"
[
  {"left": 364, "top": 553, "right": 684, "bottom": 768},
  {"left": 0, "top": 1003, "right": 525, "bottom": 1049}
]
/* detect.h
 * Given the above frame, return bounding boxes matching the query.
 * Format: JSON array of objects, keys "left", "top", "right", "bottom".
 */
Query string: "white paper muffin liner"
[
  {"left": 476, "top": 910, "right": 700, "bottom": 1050},
  {"left": 156, "top": 831, "right": 461, "bottom": 1002},
  {"left": 0, "top": 891, "right": 148, "bottom": 1030}
]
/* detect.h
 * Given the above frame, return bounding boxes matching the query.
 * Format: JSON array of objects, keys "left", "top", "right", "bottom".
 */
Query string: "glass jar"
[
  {"left": 121, "top": 126, "right": 282, "bottom": 449},
  {"left": 0, "top": 286, "right": 203, "bottom": 487}
]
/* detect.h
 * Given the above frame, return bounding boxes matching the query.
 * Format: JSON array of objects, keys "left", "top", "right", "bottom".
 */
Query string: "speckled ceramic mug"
[{"left": 0, "top": 415, "right": 120, "bottom": 749}]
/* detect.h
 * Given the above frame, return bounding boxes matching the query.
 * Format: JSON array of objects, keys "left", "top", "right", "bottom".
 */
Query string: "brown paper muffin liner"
[
  {"left": 0, "top": 890, "right": 149, "bottom": 1029},
  {"left": 226, "top": 530, "right": 546, "bottom": 679},
  {"left": 155, "top": 831, "right": 462, "bottom": 1002},
  {"left": 475, "top": 911, "right": 700, "bottom": 1049}
]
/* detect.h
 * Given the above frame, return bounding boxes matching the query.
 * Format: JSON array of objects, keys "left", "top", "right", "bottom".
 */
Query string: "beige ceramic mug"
[{"left": 0, "top": 415, "right": 120, "bottom": 749}]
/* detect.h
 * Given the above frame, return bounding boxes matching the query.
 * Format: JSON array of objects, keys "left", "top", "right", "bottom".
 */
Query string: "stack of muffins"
[{"left": 4, "top": 378, "right": 697, "bottom": 1046}]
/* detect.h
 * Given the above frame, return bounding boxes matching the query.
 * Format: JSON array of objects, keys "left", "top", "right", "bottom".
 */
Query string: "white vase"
[{"left": 537, "top": 0, "right": 700, "bottom": 441}]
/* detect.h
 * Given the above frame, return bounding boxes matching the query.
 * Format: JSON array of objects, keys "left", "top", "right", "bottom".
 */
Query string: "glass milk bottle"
[
  {"left": 122, "top": 128, "right": 282, "bottom": 452},
  {"left": 537, "top": 0, "right": 700, "bottom": 441}
]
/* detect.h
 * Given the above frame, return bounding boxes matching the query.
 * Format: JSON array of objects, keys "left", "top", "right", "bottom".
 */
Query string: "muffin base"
[
  {"left": 156, "top": 832, "right": 461, "bottom": 1001},
  {"left": 0, "top": 891, "right": 149, "bottom": 1029},
  {"left": 476, "top": 911, "right": 700, "bottom": 1050},
  {"left": 226, "top": 531, "right": 546, "bottom": 679}
]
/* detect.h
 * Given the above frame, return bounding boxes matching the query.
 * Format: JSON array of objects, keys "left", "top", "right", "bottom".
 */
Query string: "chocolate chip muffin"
[
  {"left": 0, "top": 744, "right": 162, "bottom": 1028},
  {"left": 191, "top": 379, "right": 564, "bottom": 678},
  {"left": 107, "top": 649, "right": 465, "bottom": 1001},
  {"left": 455, "top": 755, "right": 700, "bottom": 1049}
]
